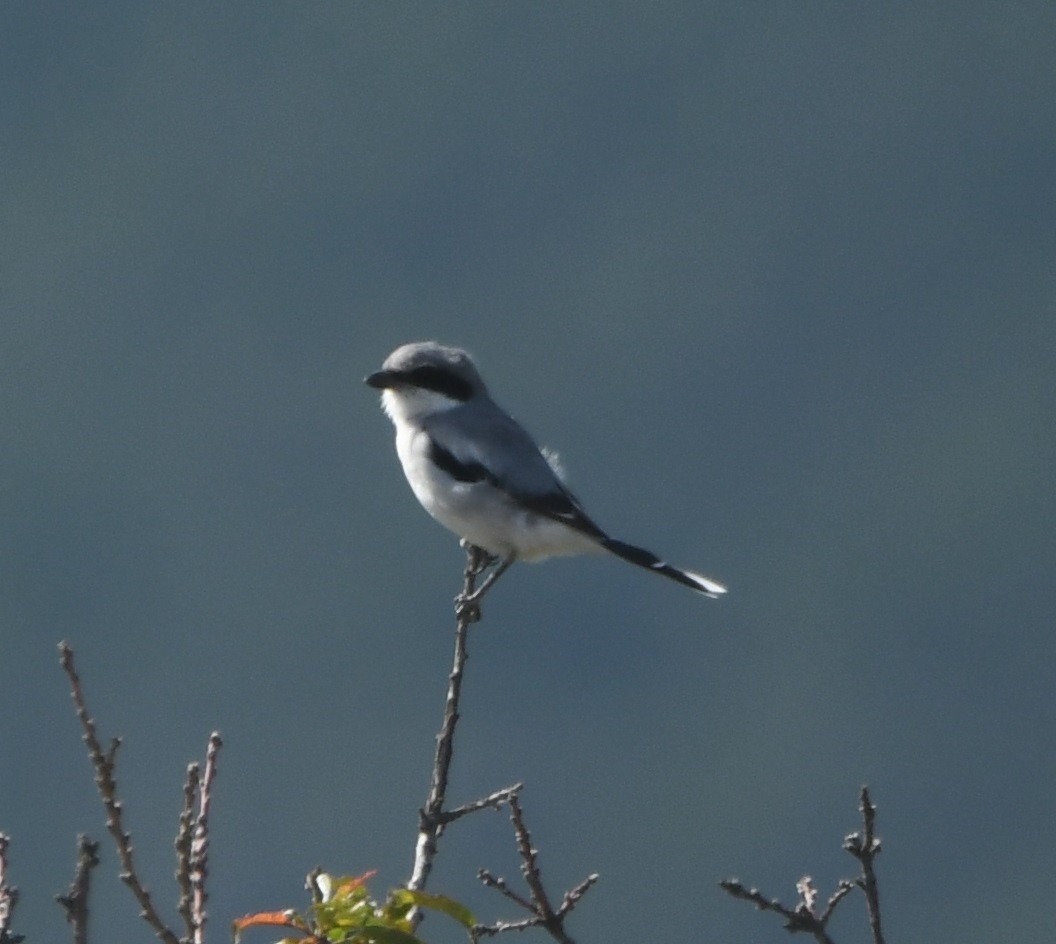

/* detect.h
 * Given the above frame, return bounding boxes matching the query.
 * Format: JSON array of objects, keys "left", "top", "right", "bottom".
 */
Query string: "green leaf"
[{"left": 389, "top": 889, "right": 476, "bottom": 929}]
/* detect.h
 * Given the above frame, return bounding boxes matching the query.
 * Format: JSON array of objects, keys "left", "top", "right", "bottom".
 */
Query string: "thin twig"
[
  {"left": 56, "top": 835, "right": 100, "bottom": 944},
  {"left": 820, "top": 879, "right": 856, "bottom": 925},
  {"left": 188, "top": 733, "right": 222, "bottom": 944},
  {"left": 445, "top": 784, "right": 523, "bottom": 825},
  {"left": 174, "top": 732, "right": 223, "bottom": 944},
  {"left": 473, "top": 916, "right": 538, "bottom": 938},
  {"left": 405, "top": 547, "right": 594, "bottom": 941},
  {"left": 474, "top": 793, "right": 597, "bottom": 944},
  {"left": 175, "top": 762, "right": 200, "bottom": 938},
  {"left": 719, "top": 880, "right": 837, "bottom": 944},
  {"left": 0, "top": 833, "right": 21, "bottom": 944},
  {"left": 844, "top": 786, "right": 885, "bottom": 944},
  {"left": 478, "top": 871, "right": 536, "bottom": 914},
  {"left": 508, "top": 795, "right": 560, "bottom": 933},
  {"left": 408, "top": 545, "right": 504, "bottom": 898},
  {"left": 558, "top": 874, "right": 599, "bottom": 917},
  {"left": 719, "top": 880, "right": 793, "bottom": 917},
  {"left": 721, "top": 786, "right": 887, "bottom": 944},
  {"left": 58, "top": 642, "right": 181, "bottom": 944}
]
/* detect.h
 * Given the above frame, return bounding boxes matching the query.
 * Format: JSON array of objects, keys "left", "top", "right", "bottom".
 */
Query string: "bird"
[{"left": 365, "top": 341, "right": 726, "bottom": 603}]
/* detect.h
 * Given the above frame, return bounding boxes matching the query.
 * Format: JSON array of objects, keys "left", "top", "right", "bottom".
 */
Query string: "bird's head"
[{"left": 365, "top": 341, "right": 487, "bottom": 424}]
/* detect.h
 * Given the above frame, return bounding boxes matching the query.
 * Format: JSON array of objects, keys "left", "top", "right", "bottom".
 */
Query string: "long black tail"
[{"left": 601, "top": 538, "right": 727, "bottom": 598}]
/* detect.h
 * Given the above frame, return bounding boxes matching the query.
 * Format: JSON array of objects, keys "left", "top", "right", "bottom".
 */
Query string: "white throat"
[{"left": 381, "top": 387, "right": 465, "bottom": 426}]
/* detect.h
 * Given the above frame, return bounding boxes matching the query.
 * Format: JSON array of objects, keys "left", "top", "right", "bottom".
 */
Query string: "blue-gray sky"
[{"left": 2, "top": 5, "right": 1054, "bottom": 942}]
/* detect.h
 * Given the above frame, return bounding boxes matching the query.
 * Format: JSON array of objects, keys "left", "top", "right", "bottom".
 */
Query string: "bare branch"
[
  {"left": 819, "top": 879, "right": 856, "bottom": 925},
  {"left": 843, "top": 786, "right": 885, "bottom": 944},
  {"left": 175, "top": 763, "right": 200, "bottom": 938},
  {"left": 188, "top": 733, "right": 222, "bottom": 944},
  {"left": 508, "top": 794, "right": 557, "bottom": 926},
  {"left": 405, "top": 548, "right": 594, "bottom": 941},
  {"left": 55, "top": 835, "right": 100, "bottom": 944},
  {"left": 0, "top": 834, "right": 22, "bottom": 944},
  {"left": 720, "top": 879, "right": 797, "bottom": 919},
  {"left": 478, "top": 870, "right": 536, "bottom": 914},
  {"left": 407, "top": 544, "right": 511, "bottom": 899},
  {"left": 472, "top": 916, "right": 539, "bottom": 938},
  {"left": 721, "top": 787, "right": 888, "bottom": 944},
  {"left": 474, "top": 792, "right": 597, "bottom": 944},
  {"left": 58, "top": 641, "right": 181, "bottom": 944},
  {"left": 445, "top": 784, "right": 523, "bottom": 825},
  {"left": 558, "top": 873, "right": 599, "bottom": 916},
  {"left": 719, "top": 877, "right": 837, "bottom": 944}
]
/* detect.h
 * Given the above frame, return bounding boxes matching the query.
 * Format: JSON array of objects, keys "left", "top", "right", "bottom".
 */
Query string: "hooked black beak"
[{"left": 365, "top": 369, "right": 397, "bottom": 389}]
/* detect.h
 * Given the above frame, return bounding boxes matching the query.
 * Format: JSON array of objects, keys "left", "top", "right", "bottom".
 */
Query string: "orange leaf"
[
  {"left": 333, "top": 870, "right": 378, "bottom": 895},
  {"left": 232, "top": 910, "right": 309, "bottom": 933}
]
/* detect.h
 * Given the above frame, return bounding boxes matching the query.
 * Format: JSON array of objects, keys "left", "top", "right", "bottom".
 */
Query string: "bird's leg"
[
  {"left": 455, "top": 545, "right": 515, "bottom": 621},
  {"left": 460, "top": 539, "right": 499, "bottom": 575},
  {"left": 462, "top": 555, "right": 514, "bottom": 604}
]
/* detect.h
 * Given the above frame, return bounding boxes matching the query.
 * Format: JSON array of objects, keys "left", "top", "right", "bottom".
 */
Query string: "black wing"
[{"left": 427, "top": 435, "right": 607, "bottom": 541}]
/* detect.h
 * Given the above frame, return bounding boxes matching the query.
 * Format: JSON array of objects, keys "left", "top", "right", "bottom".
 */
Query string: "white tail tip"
[{"left": 685, "top": 570, "right": 728, "bottom": 598}]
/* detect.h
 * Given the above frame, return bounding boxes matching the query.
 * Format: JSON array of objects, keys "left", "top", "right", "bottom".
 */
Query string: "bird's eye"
[{"left": 404, "top": 366, "right": 474, "bottom": 402}]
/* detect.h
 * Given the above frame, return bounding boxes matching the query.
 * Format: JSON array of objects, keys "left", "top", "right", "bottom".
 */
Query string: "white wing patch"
[{"left": 541, "top": 447, "right": 566, "bottom": 481}]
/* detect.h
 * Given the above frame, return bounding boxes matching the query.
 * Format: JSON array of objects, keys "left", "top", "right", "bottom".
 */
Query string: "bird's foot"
[
  {"left": 454, "top": 552, "right": 514, "bottom": 624},
  {"left": 454, "top": 590, "right": 483, "bottom": 623}
]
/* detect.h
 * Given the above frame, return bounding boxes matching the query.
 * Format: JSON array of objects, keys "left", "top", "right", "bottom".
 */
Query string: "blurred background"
[{"left": 2, "top": 4, "right": 1054, "bottom": 942}]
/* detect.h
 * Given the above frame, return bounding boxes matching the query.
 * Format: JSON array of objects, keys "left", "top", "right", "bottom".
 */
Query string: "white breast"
[{"left": 392, "top": 425, "right": 600, "bottom": 561}]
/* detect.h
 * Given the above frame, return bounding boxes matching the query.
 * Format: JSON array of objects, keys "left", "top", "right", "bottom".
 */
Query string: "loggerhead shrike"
[{"left": 366, "top": 341, "right": 726, "bottom": 600}]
